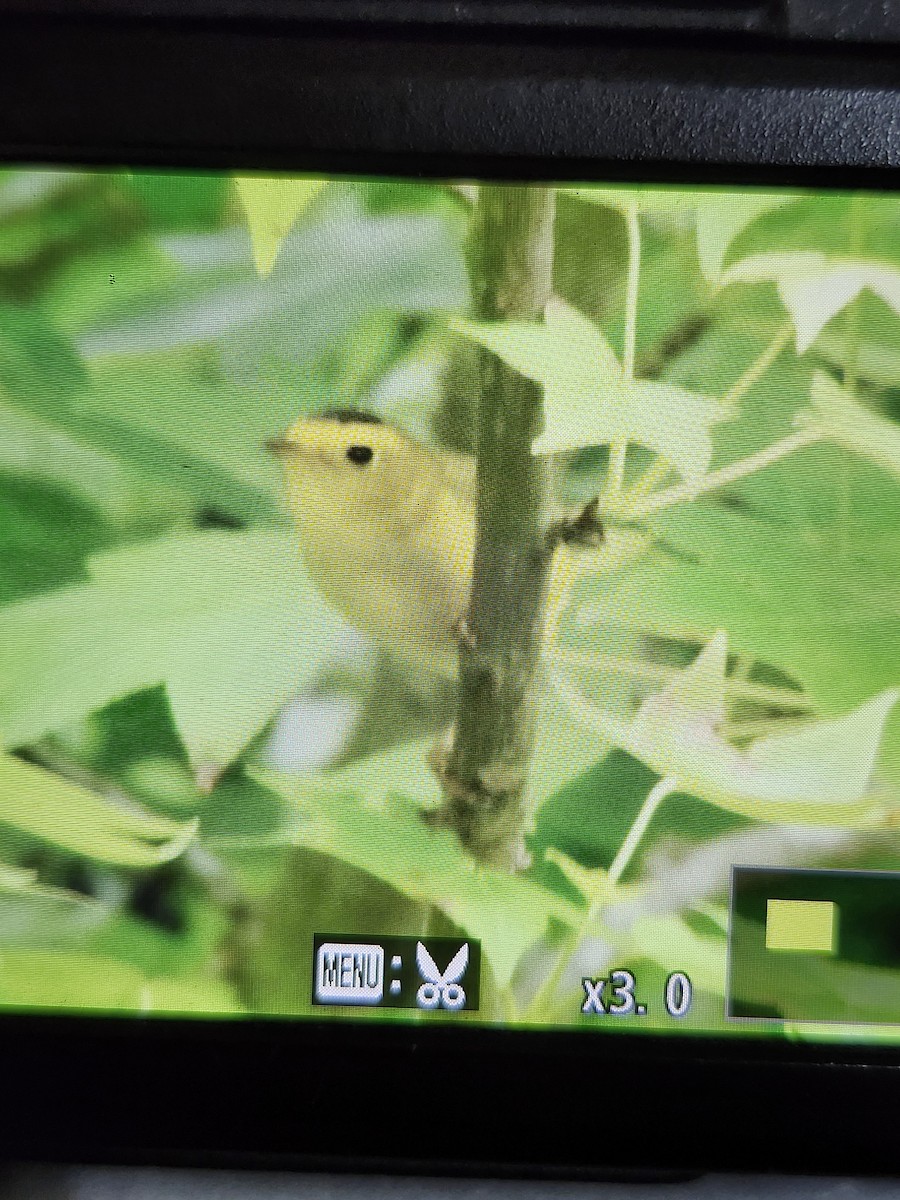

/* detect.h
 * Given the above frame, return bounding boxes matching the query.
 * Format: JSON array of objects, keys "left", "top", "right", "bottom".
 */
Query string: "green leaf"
[
  {"left": 574, "top": 431, "right": 900, "bottom": 779},
  {"left": 800, "top": 371, "right": 900, "bottom": 482},
  {"left": 550, "top": 635, "right": 898, "bottom": 826},
  {"left": 454, "top": 300, "right": 722, "bottom": 484},
  {"left": 539, "top": 377, "right": 721, "bottom": 484},
  {"left": 695, "top": 193, "right": 798, "bottom": 282},
  {"left": 633, "top": 626, "right": 728, "bottom": 728},
  {"left": 0, "top": 951, "right": 147, "bottom": 1010},
  {"left": 0, "top": 865, "right": 106, "bottom": 946},
  {"left": 61, "top": 195, "right": 467, "bottom": 524},
  {"left": 0, "top": 472, "right": 111, "bottom": 605},
  {"left": 0, "top": 390, "right": 151, "bottom": 524},
  {"left": 43, "top": 237, "right": 180, "bottom": 341},
  {"left": 0, "top": 949, "right": 241, "bottom": 1014},
  {"left": 128, "top": 171, "right": 228, "bottom": 230},
  {"left": 535, "top": 752, "right": 661, "bottom": 875},
  {"left": 0, "top": 530, "right": 347, "bottom": 770},
  {"left": 708, "top": 192, "right": 900, "bottom": 269},
  {"left": 87, "top": 879, "right": 230, "bottom": 979},
  {"left": 451, "top": 297, "right": 621, "bottom": 382},
  {"left": 252, "top": 743, "right": 581, "bottom": 987},
  {"left": 234, "top": 175, "right": 329, "bottom": 275},
  {"left": 0, "top": 300, "right": 88, "bottom": 403},
  {"left": 720, "top": 252, "right": 900, "bottom": 353},
  {"left": 63, "top": 350, "right": 290, "bottom": 524},
  {"left": 627, "top": 912, "right": 726, "bottom": 996},
  {"left": 0, "top": 751, "right": 197, "bottom": 866},
  {"left": 84, "top": 190, "right": 467, "bottom": 364}
]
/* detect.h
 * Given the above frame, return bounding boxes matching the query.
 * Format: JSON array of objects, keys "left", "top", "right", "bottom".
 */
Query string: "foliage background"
[{"left": 0, "top": 167, "right": 898, "bottom": 1038}]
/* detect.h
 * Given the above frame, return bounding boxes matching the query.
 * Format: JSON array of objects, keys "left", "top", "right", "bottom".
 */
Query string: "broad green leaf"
[
  {"left": 706, "top": 191, "right": 900, "bottom": 270},
  {"left": 800, "top": 372, "right": 900, "bottom": 482},
  {"left": 0, "top": 951, "right": 147, "bottom": 1010},
  {"left": 61, "top": 197, "right": 467, "bottom": 524},
  {"left": 550, "top": 634, "right": 899, "bottom": 826},
  {"left": 0, "top": 391, "right": 150, "bottom": 524},
  {"left": 575, "top": 466, "right": 900, "bottom": 780},
  {"left": 451, "top": 296, "right": 620, "bottom": 384},
  {"left": 0, "top": 471, "right": 111, "bottom": 606},
  {"left": 720, "top": 252, "right": 900, "bottom": 353},
  {"left": 234, "top": 175, "right": 328, "bottom": 276},
  {"left": 87, "top": 880, "right": 232, "bottom": 981},
  {"left": 0, "top": 299, "right": 88, "bottom": 403},
  {"left": 454, "top": 300, "right": 722, "bottom": 484},
  {"left": 66, "top": 351, "right": 296, "bottom": 524},
  {"left": 627, "top": 913, "right": 726, "bottom": 995},
  {"left": 0, "top": 949, "right": 241, "bottom": 1014},
  {"left": 252, "top": 744, "right": 581, "bottom": 987},
  {"left": 0, "top": 751, "right": 196, "bottom": 866},
  {"left": 0, "top": 530, "right": 347, "bottom": 770},
  {"left": 537, "top": 378, "right": 721, "bottom": 484},
  {"left": 528, "top": 669, "right": 613, "bottom": 811},
  {"left": 128, "top": 171, "right": 228, "bottom": 231},
  {"left": 634, "top": 627, "right": 728, "bottom": 725},
  {"left": 0, "top": 865, "right": 106, "bottom": 946},
  {"left": 82, "top": 191, "right": 468, "bottom": 363},
  {"left": 695, "top": 193, "right": 797, "bottom": 282},
  {"left": 43, "top": 236, "right": 180, "bottom": 341},
  {"left": 532, "top": 747, "right": 746, "bottom": 899},
  {"left": 746, "top": 693, "right": 896, "bottom": 801}
]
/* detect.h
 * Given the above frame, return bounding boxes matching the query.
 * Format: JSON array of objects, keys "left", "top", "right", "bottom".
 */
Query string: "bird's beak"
[{"left": 265, "top": 436, "right": 301, "bottom": 457}]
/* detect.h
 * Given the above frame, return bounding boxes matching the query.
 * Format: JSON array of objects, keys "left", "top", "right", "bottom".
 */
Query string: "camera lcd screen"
[{"left": 0, "top": 165, "right": 898, "bottom": 1044}]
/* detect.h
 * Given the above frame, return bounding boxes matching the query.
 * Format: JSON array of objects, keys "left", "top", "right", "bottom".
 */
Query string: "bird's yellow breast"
[{"left": 277, "top": 417, "right": 476, "bottom": 677}]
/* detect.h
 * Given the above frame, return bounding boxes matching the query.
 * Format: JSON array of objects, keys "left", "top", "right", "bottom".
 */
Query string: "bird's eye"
[{"left": 346, "top": 445, "right": 374, "bottom": 466}]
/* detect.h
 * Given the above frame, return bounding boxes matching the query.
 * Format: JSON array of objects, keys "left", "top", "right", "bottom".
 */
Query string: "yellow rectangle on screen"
[{"left": 765, "top": 899, "right": 837, "bottom": 954}]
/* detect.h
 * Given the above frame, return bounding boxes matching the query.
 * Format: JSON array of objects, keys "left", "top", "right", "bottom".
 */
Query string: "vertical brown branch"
[{"left": 432, "top": 185, "right": 557, "bottom": 871}]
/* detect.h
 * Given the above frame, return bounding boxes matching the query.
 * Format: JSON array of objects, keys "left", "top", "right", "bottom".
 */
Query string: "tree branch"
[{"left": 429, "top": 185, "right": 556, "bottom": 871}]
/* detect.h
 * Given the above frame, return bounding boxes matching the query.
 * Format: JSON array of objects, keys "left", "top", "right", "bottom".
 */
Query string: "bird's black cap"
[{"left": 321, "top": 408, "right": 383, "bottom": 425}]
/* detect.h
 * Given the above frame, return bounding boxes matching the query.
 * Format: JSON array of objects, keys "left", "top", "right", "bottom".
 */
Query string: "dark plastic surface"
[
  {"left": 0, "top": 20, "right": 899, "bottom": 180},
  {"left": 1, "top": 1014, "right": 899, "bottom": 1175},
  {"left": 0, "top": 0, "right": 899, "bottom": 43}
]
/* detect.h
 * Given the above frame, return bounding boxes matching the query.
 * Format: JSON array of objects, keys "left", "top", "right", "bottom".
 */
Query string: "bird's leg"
[{"left": 545, "top": 496, "right": 604, "bottom": 551}]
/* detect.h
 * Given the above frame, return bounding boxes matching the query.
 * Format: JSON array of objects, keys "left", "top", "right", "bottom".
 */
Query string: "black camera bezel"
[
  {"left": 1, "top": 1012, "right": 899, "bottom": 1175},
  {"left": 0, "top": 11, "right": 898, "bottom": 1177}
]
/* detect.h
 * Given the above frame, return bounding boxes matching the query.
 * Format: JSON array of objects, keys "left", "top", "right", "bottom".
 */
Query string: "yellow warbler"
[{"left": 268, "top": 410, "right": 594, "bottom": 677}]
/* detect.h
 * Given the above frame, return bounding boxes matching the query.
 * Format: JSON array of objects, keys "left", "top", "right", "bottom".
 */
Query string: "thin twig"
[
  {"left": 525, "top": 773, "right": 679, "bottom": 1020},
  {"left": 604, "top": 203, "right": 641, "bottom": 503},
  {"left": 720, "top": 321, "right": 794, "bottom": 413},
  {"left": 625, "top": 320, "right": 794, "bottom": 506},
  {"left": 607, "top": 776, "right": 680, "bottom": 886},
  {"left": 623, "top": 426, "right": 823, "bottom": 520},
  {"left": 622, "top": 203, "right": 641, "bottom": 381}
]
